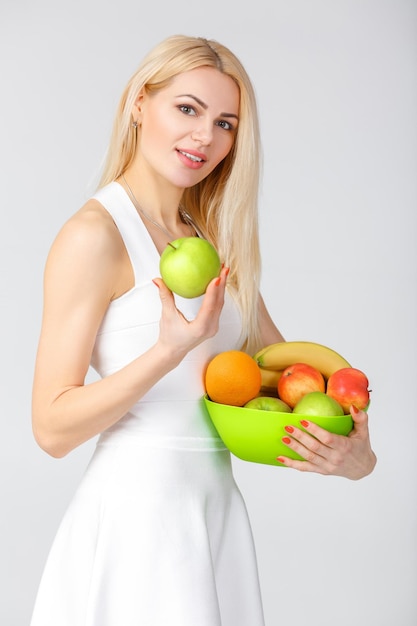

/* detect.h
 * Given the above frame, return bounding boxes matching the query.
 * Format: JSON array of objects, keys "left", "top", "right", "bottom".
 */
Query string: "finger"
[
  {"left": 282, "top": 421, "right": 351, "bottom": 472},
  {"left": 152, "top": 277, "right": 177, "bottom": 311},
  {"left": 276, "top": 455, "right": 328, "bottom": 475},
  {"left": 281, "top": 426, "right": 329, "bottom": 466},
  {"left": 207, "top": 265, "right": 229, "bottom": 293},
  {"left": 349, "top": 405, "right": 370, "bottom": 438},
  {"left": 197, "top": 266, "right": 229, "bottom": 314},
  {"left": 294, "top": 420, "right": 338, "bottom": 448}
]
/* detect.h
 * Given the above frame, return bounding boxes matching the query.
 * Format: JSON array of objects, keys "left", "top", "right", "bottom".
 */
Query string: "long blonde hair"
[{"left": 99, "top": 35, "right": 263, "bottom": 354}]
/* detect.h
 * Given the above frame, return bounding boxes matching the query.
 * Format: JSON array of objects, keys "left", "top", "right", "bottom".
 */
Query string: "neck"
[
  {"left": 121, "top": 174, "right": 197, "bottom": 239},
  {"left": 121, "top": 170, "right": 183, "bottom": 223}
]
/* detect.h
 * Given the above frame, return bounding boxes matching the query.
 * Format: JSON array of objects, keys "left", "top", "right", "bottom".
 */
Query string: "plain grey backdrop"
[{"left": 1, "top": 0, "right": 416, "bottom": 624}]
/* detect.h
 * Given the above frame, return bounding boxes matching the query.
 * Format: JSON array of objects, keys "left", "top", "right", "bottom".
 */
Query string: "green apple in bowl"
[
  {"left": 244, "top": 396, "right": 292, "bottom": 413},
  {"left": 159, "top": 237, "right": 221, "bottom": 298},
  {"left": 293, "top": 391, "right": 344, "bottom": 416}
]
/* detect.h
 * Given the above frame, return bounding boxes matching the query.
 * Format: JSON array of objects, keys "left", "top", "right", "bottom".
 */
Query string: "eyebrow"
[{"left": 176, "top": 93, "right": 239, "bottom": 120}]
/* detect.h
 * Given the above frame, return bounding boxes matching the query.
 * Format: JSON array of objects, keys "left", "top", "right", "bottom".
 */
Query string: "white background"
[{"left": 1, "top": 1, "right": 416, "bottom": 624}]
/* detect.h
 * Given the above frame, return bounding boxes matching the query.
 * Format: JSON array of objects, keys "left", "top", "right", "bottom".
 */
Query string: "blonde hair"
[{"left": 99, "top": 35, "right": 263, "bottom": 354}]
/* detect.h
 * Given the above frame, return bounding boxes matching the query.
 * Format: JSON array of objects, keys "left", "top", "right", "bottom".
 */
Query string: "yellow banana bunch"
[
  {"left": 259, "top": 367, "right": 283, "bottom": 394},
  {"left": 254, "top": 341, "right": 351, "bottom": 380}
]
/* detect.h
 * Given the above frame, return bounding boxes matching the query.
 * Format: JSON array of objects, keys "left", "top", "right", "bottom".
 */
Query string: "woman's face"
[{"left": 133, "top": 66, "right": 240, "bottom": 190}]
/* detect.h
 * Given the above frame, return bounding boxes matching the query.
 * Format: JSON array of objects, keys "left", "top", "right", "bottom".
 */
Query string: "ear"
[{"left": 131, "top": 90, "right": 145, "bottom": 126}]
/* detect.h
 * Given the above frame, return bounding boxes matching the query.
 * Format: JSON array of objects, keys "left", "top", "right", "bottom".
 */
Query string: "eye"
[
  {"left": 216, "top": 119, "right": 235, "bottom": 131},
  {"left": 178, "top": 104, "right": 197, "bottom": 116}
]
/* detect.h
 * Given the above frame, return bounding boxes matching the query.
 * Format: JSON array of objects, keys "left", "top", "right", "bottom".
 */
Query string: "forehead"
[{"left": 165, "top": 67, "right": 240, "bottom": 113}]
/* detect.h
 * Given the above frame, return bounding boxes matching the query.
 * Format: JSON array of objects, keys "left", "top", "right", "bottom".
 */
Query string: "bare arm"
[
  {"left": 32, "top": 203, "right": 228, "bottom": 458},
  {"left": 258, "top": 294, "right": 286, "bottom": 345}
]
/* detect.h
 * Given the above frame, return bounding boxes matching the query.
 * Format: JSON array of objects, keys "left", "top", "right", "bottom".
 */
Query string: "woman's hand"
[
  {"left": 152, "top": 265, "right": 230, "bottom": 359},
  {"left": 277, "top": 406, "right": 377, "bottom": 480}
]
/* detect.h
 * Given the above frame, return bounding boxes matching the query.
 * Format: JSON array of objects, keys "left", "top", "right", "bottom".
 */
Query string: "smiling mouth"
[{"left": 177, "top": 150, "right": 205, "bottom": 163}]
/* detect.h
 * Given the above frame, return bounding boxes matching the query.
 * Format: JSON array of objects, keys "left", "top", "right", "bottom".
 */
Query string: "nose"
[{"left": 191, "top": 121, "right": 213, "bottom": 146}]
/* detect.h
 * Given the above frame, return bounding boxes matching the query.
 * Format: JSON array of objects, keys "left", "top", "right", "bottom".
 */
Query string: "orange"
[{"left": 205, "top": 350, "right": 262, "bottom": 406}]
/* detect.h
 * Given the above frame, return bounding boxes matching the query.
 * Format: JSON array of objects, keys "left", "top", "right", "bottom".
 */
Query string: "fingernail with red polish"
[
  {"left": 300, "top": 420, "right": 309, "bottom": 428},
  {"left": 224, "top": 266, "right": 230, "bottom": 276},
  {"left": 284, "top": 425, "right": 294, "bottom": 434},
  {"left": 215, "top": 277, "right": 221, "bottom": 286},
  {"left": 277, "top": 457, "right": 286, "bottom": 464},
  {"left": 351, "top": 405, "right": 359, "bottom": 414},
  {"left": 282, "top": 436, "right": 291, "bottom": 445},
  {"left": 152, "top": 279, "right": 160, "bottom": 288}
]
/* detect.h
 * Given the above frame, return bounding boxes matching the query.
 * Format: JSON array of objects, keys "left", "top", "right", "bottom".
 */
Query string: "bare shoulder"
[
  {"left": 45, "top": 198, "right": 128, "bottom": 302},
  {"left": 53, "top": 198, "right": 120, "bottom": 254}
]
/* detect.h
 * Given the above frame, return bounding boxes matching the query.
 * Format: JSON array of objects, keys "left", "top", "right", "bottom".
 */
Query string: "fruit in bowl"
[
  {"left": 326, "top": 368, "right": 370, "bottom": 413},
  {"left": 244, "top": 396, "right": 292, "bottom": 413},
  {"left": 203, "top": 341, "right": 370, "bottom": 466},
  {"left": 278, "top": 363, "right": 325, "bottom": 408},
  {"left": 254, "top": 340, "right": 351, "bottom": 379},
  {"left": 293, "top": 391, "right": 344, "bottom": 416},
  {"left": 205, "top": 350, "right": 262, "bottom": 407},
  {"left": 253, "top": 341, "right": 371, "bottom": 414}
]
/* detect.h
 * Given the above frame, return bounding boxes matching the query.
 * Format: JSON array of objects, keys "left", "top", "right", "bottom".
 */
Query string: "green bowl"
[{"left": 204, "top": 395, "right": 353, "bottom": 467}]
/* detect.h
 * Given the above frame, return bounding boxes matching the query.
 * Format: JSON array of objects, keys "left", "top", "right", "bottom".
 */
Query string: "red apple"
[
  {"left": 326, "top": 367, "right": 370, "bottom": 413},
  {"left": 278, "top": 363, "right": 325, "bottom": 408}
]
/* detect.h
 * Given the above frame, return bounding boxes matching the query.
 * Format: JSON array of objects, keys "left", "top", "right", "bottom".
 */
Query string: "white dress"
[{"left": 30, "top": 182, "right": 265, "bottom": 626}]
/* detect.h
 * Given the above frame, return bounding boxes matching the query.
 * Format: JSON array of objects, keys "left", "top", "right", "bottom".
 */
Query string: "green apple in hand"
[
  {"left": 244, "top": 396, "right": 292, "bottom": 413},
  {"left": 159, "top": 237, "right": 221, "bottom": 298},
  {"left": 293, "top": 391, "right": 344, "bottom": 416}
]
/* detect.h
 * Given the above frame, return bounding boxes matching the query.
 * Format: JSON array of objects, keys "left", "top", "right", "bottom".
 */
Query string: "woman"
[{"left": 31, "top": 35, "right": 376, "bottom": 626}]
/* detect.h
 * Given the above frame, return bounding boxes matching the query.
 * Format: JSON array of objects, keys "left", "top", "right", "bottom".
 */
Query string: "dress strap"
[{"left": 92, "top": 182, "right": 160, "bottom": 286}]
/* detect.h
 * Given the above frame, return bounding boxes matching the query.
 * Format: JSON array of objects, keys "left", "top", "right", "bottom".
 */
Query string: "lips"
[
  {"left": 176, "top": 149, "right": 207, "bottom": 168},
  {"left": 178, "top": 149, "right": 204, "bottom": 162}
]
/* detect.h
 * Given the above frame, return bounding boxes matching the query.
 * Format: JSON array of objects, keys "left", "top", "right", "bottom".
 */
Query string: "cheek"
[
  {"left": 138, "top": 115, "right": 173, "bottom": 164},
  {"left": 213, "top": 136, "right": 235, "bottom": 167}
]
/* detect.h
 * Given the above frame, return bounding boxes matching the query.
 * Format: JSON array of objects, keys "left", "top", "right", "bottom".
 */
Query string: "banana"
[
  {"left": 259, "top": 367, "right": 283, "bottom": 393},
  {"left": 254, "top": 341, "right": 351, "bottom": 380}
]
